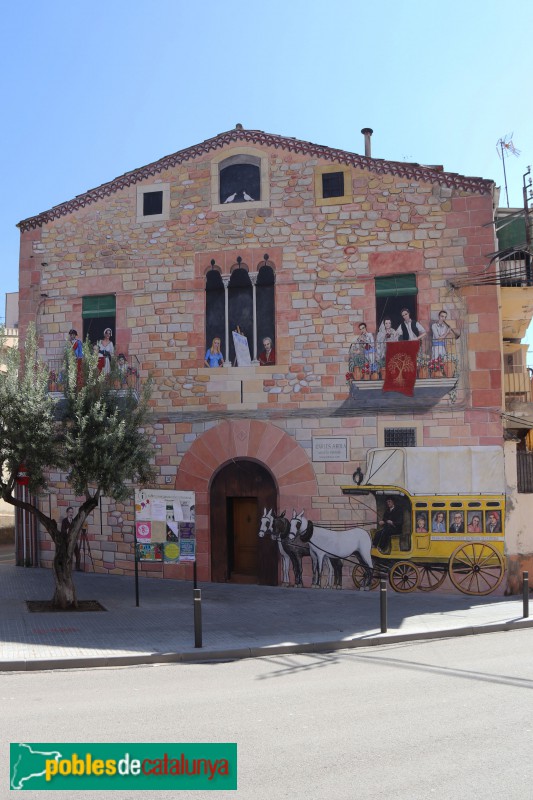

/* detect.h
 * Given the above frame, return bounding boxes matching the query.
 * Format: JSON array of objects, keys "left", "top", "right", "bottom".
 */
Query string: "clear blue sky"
[{"left": 2, "top": 0, "right": 532, "bottom": 319}]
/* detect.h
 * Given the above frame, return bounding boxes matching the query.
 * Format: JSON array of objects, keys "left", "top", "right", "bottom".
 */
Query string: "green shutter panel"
[
  {"left": 375, "top": 275, "right": 418, "bottom": 297},
  {"left": 82, "top": 295, "right": 116, "bottom": 318}
]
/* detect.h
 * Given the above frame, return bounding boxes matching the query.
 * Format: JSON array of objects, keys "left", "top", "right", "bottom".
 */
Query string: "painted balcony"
[
  {"left": 46, "top": 354, "right": 141, "bottom": 400},
  {"left": 343, "top": 336, "right": 460, "bottom": 411}
]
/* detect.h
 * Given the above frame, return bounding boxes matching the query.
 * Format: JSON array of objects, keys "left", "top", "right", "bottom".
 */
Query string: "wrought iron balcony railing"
[
  {"left": 348, "top": 335, "right": 460, "bottom": 381},
  {"left": 46, "top": 354, "right": 141, "bottom": 397}
]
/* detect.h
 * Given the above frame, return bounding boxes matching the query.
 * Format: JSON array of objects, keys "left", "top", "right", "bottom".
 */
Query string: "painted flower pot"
[
  {"left": 49, "top": 382, "right": 57, "bottom": 392},
  {"left": 444, "top": 361, "right": 455, "bottom": 378},
  {"left": 353, "top": 367, "right": 362, "bottom": 381},
  {"left": 127, "top": 374, "right": 137, "bottom": 388},
  {"left": 370, "top": 371, "right": 379, "bottom": 381},
  {"left": 418, "top": 367, "right": 428, "bottom": 379},
  {"left": 363, "top": 373, "right": 370, "bottom": 381}
]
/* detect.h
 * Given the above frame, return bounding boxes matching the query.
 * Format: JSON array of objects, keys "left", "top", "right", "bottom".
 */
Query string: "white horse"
[
  {"left": 289, "top": 510, "right": 374, "bottom": 590},
  {"left": 258, "top": 508, "right": 334, "bottom": 588}
]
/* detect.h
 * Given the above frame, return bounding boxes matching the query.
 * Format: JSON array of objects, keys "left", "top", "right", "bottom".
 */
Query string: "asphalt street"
[{"left": 2, "top": 629, "right": 532, "bottom": 799}]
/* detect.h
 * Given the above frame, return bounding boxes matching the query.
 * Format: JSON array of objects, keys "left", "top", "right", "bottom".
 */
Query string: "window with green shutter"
[
  {"left": 375, "top": 274, "right": 418, "bottom": 332},
  {"left": 82, "top": 295, "right": 116, "bottom": 345}
]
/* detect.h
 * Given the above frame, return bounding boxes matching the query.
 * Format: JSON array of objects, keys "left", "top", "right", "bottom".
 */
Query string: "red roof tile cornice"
[{"left": 17, "top": 127, "right": 494, "bottom": 231}]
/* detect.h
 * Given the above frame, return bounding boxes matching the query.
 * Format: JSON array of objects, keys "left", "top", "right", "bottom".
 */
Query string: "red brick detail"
[{"left": 368, "top": 251, "right": 424, "bottom": 275}]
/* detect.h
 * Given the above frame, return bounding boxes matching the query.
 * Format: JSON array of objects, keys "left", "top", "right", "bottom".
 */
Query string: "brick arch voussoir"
[{"left": 175, "top": 420, "right": 318, "bottom": 501}]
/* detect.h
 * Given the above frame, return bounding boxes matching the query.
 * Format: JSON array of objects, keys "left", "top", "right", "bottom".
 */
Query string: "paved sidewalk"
[{"left": 0, "top": 565, "right": 532, "bottom": 671}]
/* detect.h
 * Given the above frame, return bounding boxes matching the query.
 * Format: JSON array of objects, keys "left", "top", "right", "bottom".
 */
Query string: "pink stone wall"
[{"left": 17, "top": 140, "right": 505, "bottom": 583}]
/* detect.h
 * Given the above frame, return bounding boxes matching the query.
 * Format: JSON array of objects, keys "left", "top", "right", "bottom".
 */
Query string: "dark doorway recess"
[{"left": 210, "top": 460, "right": 278, "bottom": 585}]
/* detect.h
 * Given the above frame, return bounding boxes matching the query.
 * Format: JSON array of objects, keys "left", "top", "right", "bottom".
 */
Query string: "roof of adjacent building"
[{"left": 17, "top": 126, "right": 495, "bottom": 231}]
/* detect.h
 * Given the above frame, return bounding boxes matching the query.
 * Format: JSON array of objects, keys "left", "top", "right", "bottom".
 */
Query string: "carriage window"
[
  {"left": 450, "top": 502, "right": 463, "bottom": 508},
  {"left": 486, "top": 502, "right": 501, "bottom": 507},
  {"left": 467, "top": 501, "right": 482, "bottom": 507},
  {"left": 432, "top": 502, "right": 446, "bottom": 508},
  {"left": 415, "top": 502, "right": 428, "bottom": 508}
]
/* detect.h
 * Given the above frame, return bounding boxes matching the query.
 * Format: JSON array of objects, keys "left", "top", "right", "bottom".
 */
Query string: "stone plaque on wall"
[{"left": 312, "top": 437, "right": 348, "bottom": 462}]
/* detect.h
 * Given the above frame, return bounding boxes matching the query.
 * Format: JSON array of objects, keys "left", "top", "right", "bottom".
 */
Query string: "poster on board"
[{"left": 134, "top": 488, "right": 196, "bottom": 565}]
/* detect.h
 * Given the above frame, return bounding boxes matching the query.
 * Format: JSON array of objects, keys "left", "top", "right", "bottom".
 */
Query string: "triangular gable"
[{"left": 18, "top": 126, "right": 494, "bottom": 231}]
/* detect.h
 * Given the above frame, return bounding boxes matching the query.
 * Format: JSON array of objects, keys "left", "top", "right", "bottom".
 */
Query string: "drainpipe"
[{"left": 361, "top": 128, "right": 373, "bottom": 158}]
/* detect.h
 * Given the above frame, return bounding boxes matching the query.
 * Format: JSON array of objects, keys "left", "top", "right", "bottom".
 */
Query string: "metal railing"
[
  {"left": 517, "top": 451, "right": 533, "bottom": 493},
  {"left": 46, "top": 354, "right": 141, "bottom": 396},
  {"left": 504, "top": 367, "right": 532, "bottom": 404},
  {"left": 348, "top": 335, "right": 460, "bottom": 380}
]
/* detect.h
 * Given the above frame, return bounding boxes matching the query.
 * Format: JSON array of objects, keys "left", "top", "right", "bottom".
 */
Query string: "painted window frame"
[
  {"left": 314, "top": 164, "right": 352, "bottom": 206},
  {"left": 136, "top": 182, "right": 170, "bottom": 223},
  {"left": 211, "top": 148, "right": 270, "bottom": 212}
]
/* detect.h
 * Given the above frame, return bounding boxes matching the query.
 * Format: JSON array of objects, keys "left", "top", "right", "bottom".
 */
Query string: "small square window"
[
  {"left": 384, "top": 428, "right": 417, "bottom": 447},
  {"left": 136, "top": 183, "right": 170, "bottom": 223},
  {"left": 143, "top": 190, "right": 163, "bottom": 216},
  {"left": 322, "top": 171, "right": 344, "bottom": 199}
]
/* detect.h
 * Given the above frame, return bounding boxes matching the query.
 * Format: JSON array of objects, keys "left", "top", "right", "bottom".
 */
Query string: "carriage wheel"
[
  {"left": 449, "top": 542, "right": 504, "bottom": 596},
  {"left": 352, "top": 564, "right": 379, "bottom": 591},
  {"left": 389, "top": 561, "right": 420, "bottom": 593},
  {"left": 418, "top": 564, "right": 447, "bottom": 592}
]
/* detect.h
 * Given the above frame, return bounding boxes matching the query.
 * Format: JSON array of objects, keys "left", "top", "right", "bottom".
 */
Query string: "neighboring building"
[
  {"left": 15, "top": 126, "right": 533, "bottom": 594},
  {"left": 0, "top": 293, "right": 19, "bottom": 552},
  {"left": 5, "top": 292, "right": 19, "bottom": 329}
]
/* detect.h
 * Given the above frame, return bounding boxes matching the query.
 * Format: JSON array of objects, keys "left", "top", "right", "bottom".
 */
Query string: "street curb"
[{"left": 1, "top": 617, "right": 532, "bottom": 672}]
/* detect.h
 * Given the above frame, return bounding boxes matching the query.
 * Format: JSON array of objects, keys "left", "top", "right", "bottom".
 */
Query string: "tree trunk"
[{"left": 52, "top": 529, "right": 78, "bottom": 609}]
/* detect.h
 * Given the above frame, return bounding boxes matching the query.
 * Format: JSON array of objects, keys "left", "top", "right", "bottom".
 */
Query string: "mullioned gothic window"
[{"left": 205, "top": 257, "right": 275, "bottom": 365}]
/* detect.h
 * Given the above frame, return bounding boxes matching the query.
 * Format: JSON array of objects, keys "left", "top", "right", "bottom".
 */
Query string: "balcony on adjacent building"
[{"left": 503, "top": 342, "right": 533, "bottom": 427}]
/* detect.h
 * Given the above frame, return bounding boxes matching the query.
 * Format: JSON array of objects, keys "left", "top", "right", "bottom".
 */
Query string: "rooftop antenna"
[{"left": 497, "top": 134, "right": 520, "bottom": 208}]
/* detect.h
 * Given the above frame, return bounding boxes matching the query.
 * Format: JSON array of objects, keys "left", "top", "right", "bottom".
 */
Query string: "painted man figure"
[
  {"left": 374, "top": 497, "right": 403, "bottom": 553},
  {"left": 449, "top": 512, "right": 464, "bottom": 533},
  {"left": 61, "top": 506, "right": 80, "bottom": 571},
  {"left": 397, "top": 308, "right": 426, "bottom": 342},
  {"left": 258, "top": 337, "right": 276, "bottom": 365}
]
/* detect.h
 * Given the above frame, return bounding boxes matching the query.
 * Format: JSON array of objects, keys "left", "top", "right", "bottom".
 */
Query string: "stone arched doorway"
[{"left": 210, "top": 460, "right": 278, "bottom": 585}]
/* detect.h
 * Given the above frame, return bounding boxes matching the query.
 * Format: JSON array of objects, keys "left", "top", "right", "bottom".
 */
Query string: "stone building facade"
[{"left": 17, "top": 126, "right": 531, "bottom": 594}]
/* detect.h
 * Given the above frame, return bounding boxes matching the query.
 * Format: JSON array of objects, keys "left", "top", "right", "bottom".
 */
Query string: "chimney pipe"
[{"left": 361, "top": 127, "right": 373, "bottom": 158}]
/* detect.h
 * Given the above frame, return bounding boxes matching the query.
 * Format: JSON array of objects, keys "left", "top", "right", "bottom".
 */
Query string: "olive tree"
[{"left": 0, "top": 324, "right": 155, "bottom": 608}]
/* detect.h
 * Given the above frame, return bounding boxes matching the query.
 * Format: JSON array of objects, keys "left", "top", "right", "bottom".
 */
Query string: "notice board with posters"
[{"left": 134, "top": 488, "right": 196, "bottom": 563}]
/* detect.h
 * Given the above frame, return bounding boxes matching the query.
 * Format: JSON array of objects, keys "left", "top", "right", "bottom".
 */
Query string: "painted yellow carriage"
[{"left": 341, "top": 446, "right": 506, "bottom": 595}]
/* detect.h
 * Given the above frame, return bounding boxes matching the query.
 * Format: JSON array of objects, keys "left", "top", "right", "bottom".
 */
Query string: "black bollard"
[
  {"left": 380, "top": 578, "right": 387, "bottom": 633},
  {"left": 523, "top": 571, "right": 529, "bottom": 619},
  {"left": 194, "top": 588, "right": 203, "bottom": 648}
]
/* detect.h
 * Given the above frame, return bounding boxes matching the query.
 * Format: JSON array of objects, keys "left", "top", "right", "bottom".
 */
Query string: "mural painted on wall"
[
  {"left": 260, "top": 447, "right": 506, "bottom": 596},
  {"left": 341, "top": 309, "right": 462, "bottom": 412}
]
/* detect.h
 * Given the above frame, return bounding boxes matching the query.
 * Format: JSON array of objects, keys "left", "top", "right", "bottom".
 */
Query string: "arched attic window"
[{"left": 219, "top": 155, "right": 261, "bottom": 204}]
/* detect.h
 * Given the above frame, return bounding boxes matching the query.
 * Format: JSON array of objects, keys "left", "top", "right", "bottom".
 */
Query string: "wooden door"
[
  {"left": 210, "top": 460, "right": 278, "bottom": 585},
  {"left": 232, "top": 498, "right": 258, "bottom": 576}
]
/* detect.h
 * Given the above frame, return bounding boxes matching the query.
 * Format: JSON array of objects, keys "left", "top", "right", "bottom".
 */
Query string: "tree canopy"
[{"left": 0, "top": 324, "right": 155, "bottom": 607}]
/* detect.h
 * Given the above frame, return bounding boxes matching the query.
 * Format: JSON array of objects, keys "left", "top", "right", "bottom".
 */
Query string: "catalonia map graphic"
[{"left": 10, "top": 743, "right": 62, "bottom": 790}]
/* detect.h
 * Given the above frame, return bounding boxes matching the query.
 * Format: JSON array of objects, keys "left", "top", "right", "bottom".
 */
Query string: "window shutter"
[
  {"left": 375, "top": 275, "right": 418, "bottom": 297},
  {"left": 82, "top": 295, "right": 116, "bottom": 318}
]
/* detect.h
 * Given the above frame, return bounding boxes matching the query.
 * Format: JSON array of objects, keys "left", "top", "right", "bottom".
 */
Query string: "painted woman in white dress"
[
  {"left": 97, "top": 327, "right": 114, "bottom": 374},
  {"left": 376, "top": 318, "right": 399, "bottom": 361}
]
